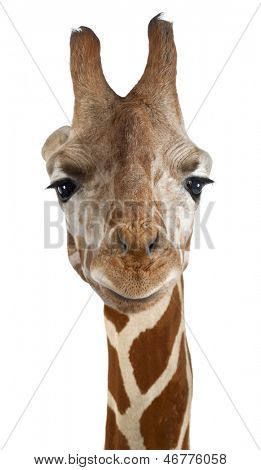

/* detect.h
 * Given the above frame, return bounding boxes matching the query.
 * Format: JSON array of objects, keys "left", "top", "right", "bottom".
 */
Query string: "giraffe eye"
[
  {"left": 184, "top": 176, "right": 213, "bottom": 201},
  {"left": 47, "top": 178, "right": 78, "bottom": 202}
]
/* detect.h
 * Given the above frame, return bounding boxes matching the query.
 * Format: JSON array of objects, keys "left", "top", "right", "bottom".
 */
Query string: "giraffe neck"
[{"left": 103, "top": 277, "right": 193, "bottom": 450}]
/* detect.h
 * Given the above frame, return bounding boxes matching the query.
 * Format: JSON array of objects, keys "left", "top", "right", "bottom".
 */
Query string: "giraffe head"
[{"left": 42, "top": 15, "right": 212, "bottom": 313}]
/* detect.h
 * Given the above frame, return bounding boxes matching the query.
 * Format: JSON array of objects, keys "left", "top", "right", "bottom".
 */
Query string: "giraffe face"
[{"left": 42, "top": 18, "right": 212, "bottom": 313}]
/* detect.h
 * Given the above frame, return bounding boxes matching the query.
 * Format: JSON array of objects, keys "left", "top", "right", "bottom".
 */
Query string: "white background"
[{"left": 0, "top": 0, "right": 260, "bottom": 468}]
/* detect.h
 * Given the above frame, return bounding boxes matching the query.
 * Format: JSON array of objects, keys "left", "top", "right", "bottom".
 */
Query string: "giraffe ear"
[{"left": 41, "top": 126, "right": 71, "bottom": 161}]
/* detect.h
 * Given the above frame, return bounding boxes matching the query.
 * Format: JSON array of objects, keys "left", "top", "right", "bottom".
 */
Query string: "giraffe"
[{"left": 42, "top": 15, "right": 213, "bottom": 450}]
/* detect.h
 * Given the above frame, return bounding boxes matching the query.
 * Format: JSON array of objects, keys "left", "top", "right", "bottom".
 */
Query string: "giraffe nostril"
[
  {"left": 147, "top": 233, "right": 159, "bottom": 256},
  {"left": 117, "top": 230, "right": 128, "bottom": 253}
]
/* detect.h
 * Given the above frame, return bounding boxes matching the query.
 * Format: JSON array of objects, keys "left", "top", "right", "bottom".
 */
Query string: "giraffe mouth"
[{"left": 101, "top": 285, "right": 164, "bottom": 304}]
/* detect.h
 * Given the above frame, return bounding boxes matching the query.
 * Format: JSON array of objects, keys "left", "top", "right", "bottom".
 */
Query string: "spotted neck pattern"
[{"left": 103, "top": 277, "right": 192, "bottom": 450}]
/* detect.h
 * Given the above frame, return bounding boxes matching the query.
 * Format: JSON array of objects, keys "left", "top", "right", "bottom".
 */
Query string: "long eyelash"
[
  {"left": 189, "top": 177, "right": 214, "bottom": 185},
  {"left": 45, "top": 178, "right": 73, "bottom": 189}
]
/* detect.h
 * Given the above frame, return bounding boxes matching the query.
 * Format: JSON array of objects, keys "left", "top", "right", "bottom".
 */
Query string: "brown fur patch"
[
  {"left": 104, "top": 407, "right": 130, "bottom": 450},
  {"left": 186, "top": 338, "right": 193, "bottom": 375},
  {"left": 182, "top": 425, "right": 190, "bottom": 450},
  {"left": 140, "top": 334, "right": 188, "bottom": 449},
  {"left": 129, "top": 285, "right": 182, "bottom": 393},
  {"left": 107, "top": 340, "right": 130, "bottom": 414},
  {"left": 185, "top": 232, "right": 193, "bottom": 251},
  {"left": 104, "top": 305, "right": 129, "bottom": 332}
]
